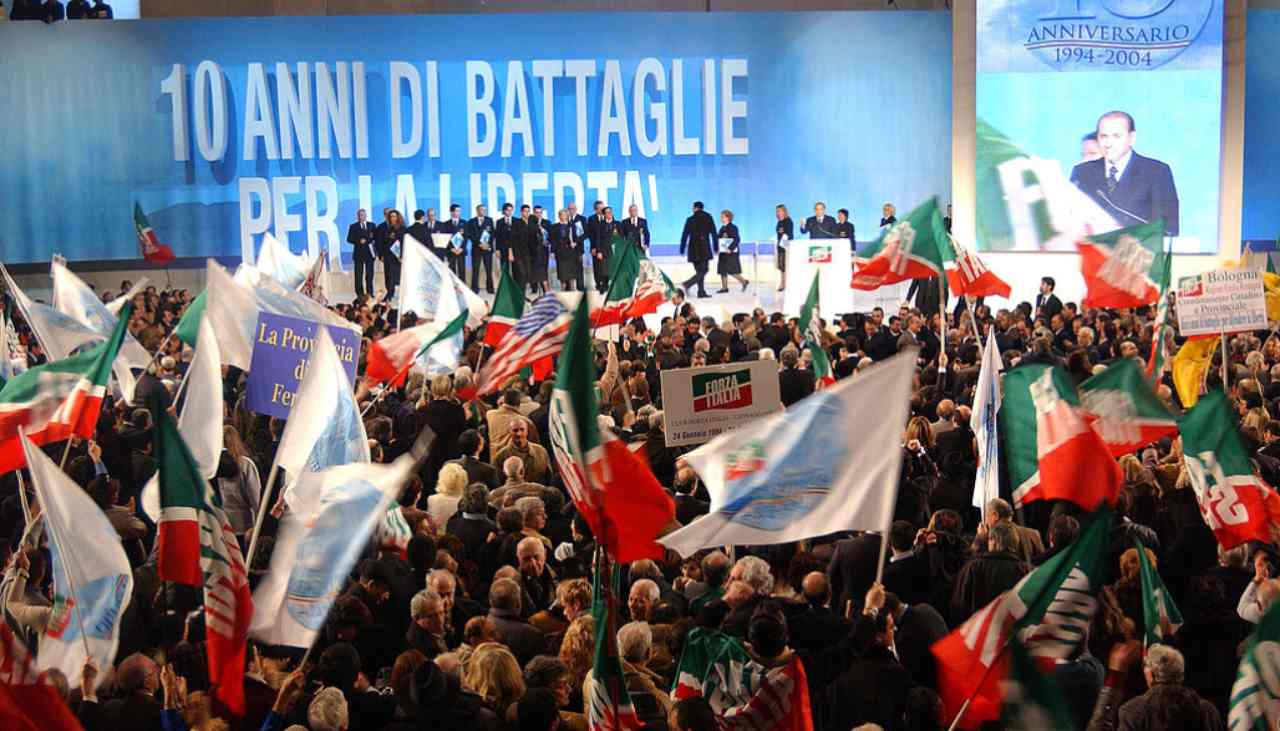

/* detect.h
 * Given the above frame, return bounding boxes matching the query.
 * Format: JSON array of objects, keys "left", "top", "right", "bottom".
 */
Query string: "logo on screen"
[
  {"left": 1024, "top": 0, "right": 1216, "bottom": 70},
  {"left": 1178, "top": 275, "right": 1203, "bottom": 298},
  {"left": 808, "top": 245, "right": 832, "bottom": 264},
  {"left": 693, "top": 369, "right": 753, "bottom": 412}
]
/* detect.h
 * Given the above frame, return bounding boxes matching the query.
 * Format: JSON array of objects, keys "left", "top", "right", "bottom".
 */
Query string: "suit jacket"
[
  {"left": 347, "top": 221, "right": 377, "bottom": 262},
  {"left": 494, "top": 215, "right": 518, "bottom": 260},
  {"left": 680, "top": 209, "right": 717, "bottom": 263},
  {"left": 779, "top": 367, "right": 815, "bottom": 407},
  {"left": 464, "top": 215, "right": 495, "bottom": 253},
  {"left": 620, "top": 216, "right": 650, "bottom": 250},
  {"left": 488, "top": 609, "right": 546, "bottom": 667},
  {"left": 592, "top": 219, "right": 622, "bottom": 260},
  {"left": 1036, "top": 292, "right": 1063, "bottom": 322},
  {"left": 674, "top": 493, "right": 709, "bottom": 525},
  {"left": 834, "top": 220, "right": 855, "bottom": 244},
  {"left": 1070, "top": 151, "right": 1179, "bottom": 235},
  {"left": 801, "top": 214, "right": 837, "bottom": 239},
  {"left": 441, "top": 218, "right": 465, "bottom": 257}
]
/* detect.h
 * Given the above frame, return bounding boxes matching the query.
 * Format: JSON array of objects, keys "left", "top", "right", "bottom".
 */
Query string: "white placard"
[
  {"left": 782, "top": 238, "right": 855, "bottom": 317},
  {"left": 431, "top": 233, "right": 453, "bottom": 250},
  {"left": 660, "top": 360, "right": 783, "bottom": 447},
  {"left": 1175, "top": 268, "right": 1268, "bottom": 337}
]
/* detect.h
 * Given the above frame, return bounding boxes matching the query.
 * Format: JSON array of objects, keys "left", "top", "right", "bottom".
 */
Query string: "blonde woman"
[
  {"left": 464, "top": 642, "right": 525, "bottom": 719},
  {"left": 430, "top": 462, "right": 468, "bottom": 531},
  {"left": 774, "top": 204, "right": 793, "bottom": 292},
  {"left": 559, "top": 615, "right": 595, "bottom": 713}
]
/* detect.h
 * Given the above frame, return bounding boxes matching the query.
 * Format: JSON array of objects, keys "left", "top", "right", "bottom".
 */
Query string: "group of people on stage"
[{"left": 347, "top": 199, "right": 894, "bottom": 301}]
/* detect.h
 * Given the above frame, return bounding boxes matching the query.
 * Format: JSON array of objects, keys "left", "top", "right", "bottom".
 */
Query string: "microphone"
[{"left": 1094, "top": 189, "right": 1149, "bottom": 225}]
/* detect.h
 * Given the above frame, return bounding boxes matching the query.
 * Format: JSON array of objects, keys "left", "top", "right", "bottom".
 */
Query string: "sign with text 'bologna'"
[{"left": 661, "top": 361, "right": 782, "bottom": 447}]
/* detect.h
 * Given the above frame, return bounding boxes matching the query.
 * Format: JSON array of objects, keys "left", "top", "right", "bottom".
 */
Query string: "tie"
[{"left": 1107, "top": 165, "right": 1118, "bottom": 193}]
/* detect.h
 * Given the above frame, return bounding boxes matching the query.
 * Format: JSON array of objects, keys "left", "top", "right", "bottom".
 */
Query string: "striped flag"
[
  {"left": 1076, "top": 220, "right": 1169, "bottom": 309},
  {"left": 1229, "top": 598, "right": 1280, "bottom": 729},
  {"left": 798, "top": 272, "right": 833, "bottom": 386},
  {"left": 944, "top": 236, "right": 1011, "bottom": 298},
  {"left": 592, "top": 239, "right": 674, "bottom": 328},
  {"left": 1077, "top": 358, "right": 1178, "bottom": 458},
  {"left": 0, "top": 623, "right": 82, "bottom": 731},
  {"left": 366, "top": 310, "right": 468, "bottom": 386},
  {"left": 853, "top": 198, "right": 948, "bottom": 291},
  {"left": 484, "top": 268, "right": 525, "bottom": 347},
  {"left": 1133, "top": 538, "right": 1182, "bottom": 649},
  {"left": 0, "top": 304, "right": 131, "bottom": 474},
  {"left": 134, "top": 203, "right": 175, "bottom": 264},
  {"left": 587, "top": 555, "right": 642, "bottom": 731},
  {"left": 471, "top": 293, "right": 574, "bottom": 398}
]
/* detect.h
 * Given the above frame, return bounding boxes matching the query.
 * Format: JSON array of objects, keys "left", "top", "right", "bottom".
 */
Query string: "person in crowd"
[
  {"left": 972, "top": 497, "right": 1045, "bottom": 565},
  {"left": 775, "top": 204, "right": 794, "bottom": 292},
  {"left": 347, "top": 208, "right": 377, "bottom": 299},
  {"left": 551, "top": 208, "right": 584, "bottom": 292},
  {"left": 1037, "top": 275, "right": 1064, "bottom": 322},
  {"left": 715, "top": 209, "right": 748, "bottom": 294},
  {"left": 466, "top": 204, "right": 496, "bottom": 294},
  {"left": 679, "top": 201, "right": 717, "bottom": 299},
  {"left": 950, "top": 522, "right": 1029, "bottom": 625},
  {"left": 216, "top": 425, "right": 262, "bottom": 548},
  {"left": 495, "top": 419, "right": 551, "bottom": 485}
]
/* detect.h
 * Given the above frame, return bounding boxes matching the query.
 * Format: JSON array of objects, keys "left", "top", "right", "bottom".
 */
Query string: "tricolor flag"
[
  {"left": 1228, "top": 599, "right": 1280, "bottom": 730},
  {"left": 586, "top": 555, "right": 643, "bottom": 731},
  {"left": 1147, "top": 279, "right": 1174, "bottom": 382},
  {"left": 660, "top": 351, "right": 914, "bottom": 557},
  {"left": 472, "top": 293, "right": 574, "bottom": 399},
  {"left": 484, "top": 268, "right": 525, "bottom": 347},
  {"left": 1179, "top": 390, "right": 1280, "bottom": 550},
  {"left": 797, "top": 272, "right": 833, "bottom": 387},
  {"left": 0, "top": 622, "right": 82, "bottom": 731},
  {"left": 153, "top": 403, "right": 253, "bottom": 714},
  {"left": 852, "top": 197, "right": 949, "bottom": 290},
  {"left": 1077, "top": 359, "right": 1178, "bottom": 457},
  {"left": 365, "top": 310, "right": 468, "bottom": 387},
  {"left": 134, "top": 203, "right": 176, "bottom": 264},
  {"left": 932, "top": 510, "right": 1112, "bottom": 729},
  {"left": 672, "top": 627, "right": 812, "bottom": 730},
  {"left": 1133, "top": 538, "right": 1182, "bottom": 649},
  {"left": 944, "top": 236, "right": 1011, "bottom": 299},
  {"left": 1001, "top": 364, "right": 1122, "bottom": 510},
  {"left": 549, "top": 294, "right": 673, "bottom": 562},
  {"left": 0, "top": 304, "right": 131, "bottom": 474},
  {"left": 592, "top": 239, "right": 676, "bottom": 328},
  {"left": 1077, "top": 219, "right": 1169, "bottom": 309},
  {"left": 999, "top": 633, "right": 1075, "bottom": 731}
]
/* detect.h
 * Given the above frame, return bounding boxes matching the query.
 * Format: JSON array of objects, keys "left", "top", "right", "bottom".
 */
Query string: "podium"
[{"left": 781, "top": 238, "right": 855, "bottom": 317}]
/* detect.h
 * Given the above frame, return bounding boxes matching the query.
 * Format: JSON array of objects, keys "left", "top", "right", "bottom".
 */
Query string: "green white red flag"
[
  {"left": 1134, "top": 538, "right": 1182, "bottom": 649},
  {"left": 1077, "top": 358, "right": 1177, "bottom": 457},
  {"left": 1228, "top": 598, "right": 1280, "bottom": 730},
  {"left": 587, "top": 555, "right": 642, "bottom": 731},
  {"left": 852, "top": 197, "right": 948, "bottom": 290},
  {"left": 365, "top": 310, "right": 468, "bottom": 387},
  {"left": 943, "top": 236, "right": 1011, "bottom": 298},
  {"left": 153, "top": 402, "right": 253, "bottom": 714},
  {"left": 1178, "top": 390, "right": 1280, "bottom": 550},
  {"left": 1001, "top": 363, "right": 1122, "bottom": 510},
  {"left": 999, "top": 632, "right": 1075, "bottom": 731},
  {"left": 933, "top": 510, "right": 1113, "bottom": 729},
  {"left": 549, "top": 294, "right": 674, "bottom": 562},
  {"left": 592, "top": 238, "right": 676, "bottom": 328},
  {"left": 0, "top": 303, "right": 131, "bottom": 474},
  {"left": 134, "top": 202, "right": 176, "bottom": 264},
  {"left": 1077, "top": 219, "right": 1169, "bottom": 309},
  {"left": 485, "top": 268, "right": 526, "bottom": 347},
  {"left": 673, "top": 627, "right": 813, "bottom": 731},
  {"left": 798, "top": 273, "right": 833, "bottom": 387}
]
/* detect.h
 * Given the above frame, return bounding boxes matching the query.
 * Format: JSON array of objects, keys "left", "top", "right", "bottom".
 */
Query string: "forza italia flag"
[
  {"left": 853, "top": 197, "right": 948, "bottom": 290},
  {"left": 798, "top": 273, "right": 833, "bottom": 386},
  {"left": 1077, "top": 358, "right": 1178, "bottom": 457},
  {"left": 1134, "top": 538, "right": 1182, "bottom": 649},
  {"left": 944, "top": 237, "right": 1012, "bottom": 299},
  {"left": 999, "top": 633, "right": 1075, "bottom": 731},
  {"left": 586, "top": 556, "right": 642, "bottom": 731},
  {"left": 932, "top": 510, "right": 1112, "bottom": 729},
  {"left": 1178, "top": 390, "right": 1280, "bottom": 550},
  {"left": 0, "top": 303, "right": 131, "bottom": 474},
  {"left": 593, "top": 240, "right": 675, "bottom": 327},
  {"left": 1077, "top": 219, "right": 1169, "bottom": 309},
  {"left": 1228, "top": 598, "right": 1280, "bottom": 730},
  {"left": 1001, "top": 364, "right": 1122, "bottom": 510},
  {"left": 365, "top": 310, "right": 468, "bottom": 386},
  {"left": 134, "top": 202, "right": 176, "bottom": 264},
  {"left": 484, "top": 268, "right": 525, "bottom": 347}
]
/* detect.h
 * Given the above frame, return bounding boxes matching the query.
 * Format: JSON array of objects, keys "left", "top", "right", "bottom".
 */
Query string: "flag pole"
[
  {"left": 15, "top": 469, "right": 31, "bottom": 529},
  {"left": 58, "top": 437, "right": 76, "bottom": 471},
  {"left": 244, "top": 462, "right": 280, "bottom": 570}
]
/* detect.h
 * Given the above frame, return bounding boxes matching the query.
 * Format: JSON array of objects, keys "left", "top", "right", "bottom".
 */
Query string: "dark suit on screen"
[{"left": 1070, "top": 152, "right": 1179, "bottom": 236}]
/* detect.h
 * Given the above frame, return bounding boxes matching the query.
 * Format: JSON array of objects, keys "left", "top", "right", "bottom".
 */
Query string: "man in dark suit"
[
  {"left": 801, "top": 201, "right": 837, "bottom": 239},
  {"left": 1035, "top": 276, "right": 1063, "bottom": 322},
  {"left": 406, "top": 208, "right": 432, "bottom": 256},
  {"left": 621, "top": 203, "right": 651, "bottom": 253},
  {"left": 441, "top": 204, "right": 466, "bottom": 280},
  {"left": 346, "top": 208, "right": 376, "bottom": 299},
  {"left": 679, "top": 201, "right": 717, "bottom": 298},
  {"left": 834, "top": 208, "right": 855, "bottom": 249},
  {"left": 1070, "top": 110, "right": 1179, "bottom": 235},
  {"left": 778, "top": 349, "right": 815, "bottom": 407},
  {"left": 487, "top": 577, "right": 545, "bottom": 667},
  {"left": 494, "top": 202, "right": 519, "bottom": 279},
  {"left": 415, "top": 208, "right": 443, "bottom": 259},
  {"left": 465, "top": 204, "right": 496, "bottom": 293},
  {"left": 586, "top": 201, "right": 610, "bottom": 293}
]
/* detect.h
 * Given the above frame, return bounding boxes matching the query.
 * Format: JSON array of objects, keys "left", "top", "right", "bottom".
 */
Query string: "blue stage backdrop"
[
  {"left": 0, "top": 12, "right": 951, "bottom": 266},
  {"left": 1244, "top": 10, "right": 1280, "bottom": 245}
]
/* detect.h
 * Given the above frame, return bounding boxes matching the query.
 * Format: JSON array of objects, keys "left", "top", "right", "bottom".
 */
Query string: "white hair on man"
[
  {"left": 631, "top": 578, "right": 659, "bottom": 602},
  {"left": 503, "top": 455, "right": 525, "bottom": 479},
  {"left": 308, "top": 686, "right": 349, "bottom": 731},
  {"left": 514, "top": 495, "right": 545, "bottom": 521},
  {"left": 617, "top": 621, "right": 653, "bottom": 664},
  {"left": 732, "top": 555, "right": 774, "bottom": 596},
  {"left": 1144, "top": 644, "right": 1185, "bottom": 684},
  {"left": 410, "top": 589, "right": 443, "bottom": 620}
]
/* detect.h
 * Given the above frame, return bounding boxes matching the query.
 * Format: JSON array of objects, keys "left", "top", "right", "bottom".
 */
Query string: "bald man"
[{"left": 787, "top": 571, "right": 851, "bottom": 653}]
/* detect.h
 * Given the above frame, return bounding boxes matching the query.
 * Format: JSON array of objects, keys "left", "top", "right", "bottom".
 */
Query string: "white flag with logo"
[
  {"left": 971, "top": 330, "right": 1002, "bottom": 510},
  {"left": 50, "top": 261, "right": 152, "bottom": 403},
  {"left": 22, "top": 433, "right": 133, "bottom": 693},
  {"left": 254, "top": 232, "right": 313, "bottom": 289},
  {"left": 399, "top": 234, "right": 487, "bottom": 327},
  {"left": 250, "top": 456, "right": 412, "bottom": 648},
  {"left": 660, "top": 351, "right": 915, "bottom": 557}
]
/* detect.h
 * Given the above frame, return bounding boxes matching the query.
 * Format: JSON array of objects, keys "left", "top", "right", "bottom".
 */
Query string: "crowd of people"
[
  {"left": 344, "top": 200, "right": 938, "bottom": 302},
  {"left": 0, "top": 259, "right": 1270, "bottom": 731}
]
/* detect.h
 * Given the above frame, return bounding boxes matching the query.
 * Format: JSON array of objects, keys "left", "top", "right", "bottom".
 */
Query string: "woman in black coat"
[
  {"left": 775, "top": 204, "right": 794, "bottom": 292},
  {"left": 525, "top": 214, "right": 550, "bottom": 294},
  {"left": 716, "top": 209, "right": 748, "bottom": 293},
  {"left": 551, "top": 208, "right": 583, "bottom": 291}
]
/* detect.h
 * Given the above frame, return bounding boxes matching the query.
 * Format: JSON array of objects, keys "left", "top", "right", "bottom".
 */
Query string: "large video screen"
[
  {"left": 1243, "top": 10, "right": 1280, "bottom": 245},
  {"left": 0, "top": 12, "right": 951, "bottom": 265},
  {"left": 976, "top": 0, "right": 1223, "bottom": 253}
]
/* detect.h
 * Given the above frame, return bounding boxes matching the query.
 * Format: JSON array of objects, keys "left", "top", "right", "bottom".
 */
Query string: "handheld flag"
[
  {"left": 1228, "top": 598, "right": 1280, "bottom": 730},
  {"left": 472, "top": 293, "right": 574, "bottom": 399},
  {"left": 0, "top": 304, "right": 131, "bottom": 474},
  {"left": 1001, "top": 364, "right": 1122, "bottom": 510},
  {"left": 2, "top": 264, "right": 105, "bottom": 364},
  {"left": 999, "top": 633, "right": 1074, "bottom": 730},
  {"left": 254, "top": 232, "right": 312, "bottom": 289},
  {"left": 1133, "top": 539, "right": 1182, "bottom": 649},
  {"left": 797, "top": 273, "right": 833, "bottom": 387},
  {"left": 366, "top": 310, "right": 468, "bottom": 387},
  {"left": 51, "top": 260, "right": 152, "bottom": 403},
  {"left": 549, "top": 294, "right": 673, "bottom": 562},
  {"left": 944, "top": 237, "right": 1012, "bottom": 299},
  {"left": 484, "top": 268, "right": 526, "bottom": 347},
  {"left": 672, "top": 627, "right": 813, "bottom": 729},
  {"left": 592, "top": 240, "right": 675, "bottom": 327},
  {"left": 1077, "top": 219, "right": 1169, "bottom": 308},
  {"left": 0, "top": 623, "right": 83, "bottom": 731},
  {"left": 298, "top": 251, "right": 330, "bottom": 306},
  {"left": 1171, "top": 337, "right": 1218, "bottom": 408},
  {"left": 586, "top": 555, "right": 643, "bottom": 731},
  {"left": 22, "top": 433, "right": 133, "bottom": 696},
  {"left": 971, "top": 331, "right": 1002, "bottom": 510},
  {"left": 932, "top": 510, "right": 1113, "bottom": 729},
  {"left": 134, "top": 203, "right": 176, "bottom": 264},
  {"left": 399, "top": 234, "right": 487, "bottom": 327},
  {"left": 1178, "top": 390, "right": 1280, "bottom": 550},
  {"left": 1077, "top": 359, "right": 1178, "bottom": 457},
  {"left": 853, "top": 197, "right": 949, "bottom": 290},
  {"left": 660, "top": 351, "right": 914, "bottom": 557},
  {"left": 153, "top": 403, "right": 253, "bottom": 714}
]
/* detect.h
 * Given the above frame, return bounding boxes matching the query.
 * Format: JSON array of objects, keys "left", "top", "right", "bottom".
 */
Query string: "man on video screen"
[{"left": 1070, "top": 110, "right": 1179, "bottom": 236}]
